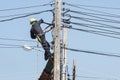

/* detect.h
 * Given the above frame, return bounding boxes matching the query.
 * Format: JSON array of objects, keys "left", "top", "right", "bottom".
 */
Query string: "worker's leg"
[
  {"left": 42, "top": 41, "right": 51, "bottom": 60},
  {"left": 44, "top": 56, "right": 54, "bottom": 74},
  {"left": 39, "top": 35, "right": 51, "bottom": 60}
]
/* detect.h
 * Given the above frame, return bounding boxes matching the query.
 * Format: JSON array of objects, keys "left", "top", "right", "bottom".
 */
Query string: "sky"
[{"left": 0, "top": 0, "right": 120, "bottom": 80}]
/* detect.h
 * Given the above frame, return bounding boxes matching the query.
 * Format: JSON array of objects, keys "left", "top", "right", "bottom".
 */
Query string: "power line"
[
  {"left": 0, "top": 43, "right": 23, "bottom": 47},
  {"left": 0, "top": 10, "right": 52, "bottom": 22},
  {"left": 0, "top": 37, "right": 52, "bottom": 44},
  {"left": 69, "top": 9, "right": 120, "bottom": 18},
  {"left": 68, "top": 19, "right": 120, "bottom": 30},
  {"left": 0, "top": 47, "right": 21, "bottom": 48},
  {"left": 0, "top": 43, "right": 42, "bottom": 48},
  {"left": 68, "top": 14, "right": 120, "bottom": 24},
  {"left": 65, "top": 2, "right": 120, "bottom": 18},
  {"left": 69, "top": 10, "right": 120, "bottom": 22},
  {"left": 65, "top": 3, "right": 120, "bottom": 10},
  {"left": 70, "top": 21, "right": 120, "bottom": 35},
  {"left": 0, "top": 1, "right": 54, "bottom": 12},
  {"left": 0, "top": 37, "right": 36, "bottom": 42},
  {"left": 1, "top": 42, "right": 120, "bottom": 57},
  {"left": 67, "top": 14, "right": 120, "bottom": 30},
  {"left": 0, "top": 11, "right": 47, "bottom": 18},
  {"left": 62, "top": 26, "right": 120, "bottom": 40},
  {"left": 65, "top": 47, "right": 120, "bottom": 58}
]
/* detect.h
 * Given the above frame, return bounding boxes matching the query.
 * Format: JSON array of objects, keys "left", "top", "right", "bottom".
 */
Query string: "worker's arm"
[
  {"left": 43, "top": 26, "right": 53, "bottom": 34},
  {"left": 38, "top": 19, "right": 44, "bottom": 25}
]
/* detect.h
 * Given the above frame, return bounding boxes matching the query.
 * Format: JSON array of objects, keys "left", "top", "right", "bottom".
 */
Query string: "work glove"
[{"left": 40, "top": 19, "right": 44, "bottom": 23}]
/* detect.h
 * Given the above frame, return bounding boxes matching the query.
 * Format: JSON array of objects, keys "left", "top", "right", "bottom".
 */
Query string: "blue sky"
[{"left": 0, "top": 0, "right": 120, "bottom": 80}]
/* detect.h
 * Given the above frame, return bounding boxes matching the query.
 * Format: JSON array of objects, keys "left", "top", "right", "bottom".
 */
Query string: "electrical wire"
[
  {"left": 62, "top": 26, "right": 120, "bottom": 40},
  {"left": 68, "top": 14, "right": 120, "bottom": 24},
  {"left": 71, "top": 13, "right": 119, "bottom": 25},
  {"left": 67, "top": 14, "right": 120, "bottom": 30},
  {"left": 0, "top": 37, "right": 36, "bottom": 42},
  {"left": 68, "top": 19, "right": 120, "bottom": 30},
  {"left": 69, "top": 10, "right": 120, "bottom": 24},
  {"left": 70, "top": 21, "right": 120, "bottom": 35},
  {"left": 65, "top": 3, "right": 120, "bottom": 10},
  {"left": 69, "top": 9, "right": 120, "bottom": 18},
  {"left": 0, "top": 11, "right": 48, "bottom": 18},
  {"left": 0, "top": 47, "right": 21, "bottom": 48},
  {"left": 0, "top": 43, "right": 42, "bottom": 49},
  {"left": 65, "top": 2, "right": 120, "bottom": 18},
  {"left": 0, "top": 10, "right": 52, "bottom": 22},
  {"left": 65, "top": 47, "right": 120, "bottom": 58},
  {"left": 0, "top": 37, "right": 52, "bottom": 45},
  {"left": 0, "top": 43, "right": 23, "bottom": 47},
  {"left": 0, "top": 1, "right": 54, "bottom": 12},
  {"left": 1, "top": 41, "right": 120, "bottom": 58}
]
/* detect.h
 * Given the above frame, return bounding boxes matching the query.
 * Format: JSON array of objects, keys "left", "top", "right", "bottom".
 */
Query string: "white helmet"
[{"left": 30, "top": 18, "right": 37, "bottom": 24}]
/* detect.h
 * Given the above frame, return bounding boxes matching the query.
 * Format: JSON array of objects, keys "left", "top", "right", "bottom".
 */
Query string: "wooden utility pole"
[{"left": 54, "top": 0, "right": 61, "bottom": 80}]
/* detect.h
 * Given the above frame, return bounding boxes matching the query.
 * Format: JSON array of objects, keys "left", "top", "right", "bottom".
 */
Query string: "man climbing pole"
[{"left": 29, "top": 18, "right": 52, "bottom": 60}]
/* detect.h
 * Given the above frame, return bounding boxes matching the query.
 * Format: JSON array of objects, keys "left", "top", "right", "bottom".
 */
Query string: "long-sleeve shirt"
[{"left": 30, "top": 20, "right": 44, "bottom": 39}]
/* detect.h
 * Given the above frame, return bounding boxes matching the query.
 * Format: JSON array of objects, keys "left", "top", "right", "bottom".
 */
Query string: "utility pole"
[
  {"left": 54, "top": 0, "right": 61, "bottom": 80},
  {"left": 62, "top": 26, "right": 67, "bottom": 80}
]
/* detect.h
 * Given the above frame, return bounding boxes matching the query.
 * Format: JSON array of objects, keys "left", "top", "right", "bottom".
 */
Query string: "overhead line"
[
  {"left": 1, "top": 42, "right": 120, "bottom": 58},
  {"left": 0, "top": 43, "right": 23, "bottom": 47},
  {"left": 70, "top": 21, "right": 120, "bottom": 35},
  {"left": 0, "top": 37, "right": 36, "bottom": 42},
  {"left": 0, "top": 37, "right": 52, "bottom": 44},
  {"left": 68, "top": 14, "right": 120, "bottom": 30},
  {"left": 69, "top": 20, "right": 120, "bottom": 30},
  {"left": 65, "top": 47, "right": 120, "bottom": 58},
  {"left": 0, "top": 10, "right": 52, "bottom": 22},
  {"left": 66, "top": 3, "right": 120, "bottom": 10},
  {"left": 65, "top": 2, "right": 120, "bottom": 18},
  {"left": 69, "top": 10, "right": 120, "bottom": 21},
  {"left": 68, "top": 14, "right": 120, "bottom": 24},
  {"left": 62, "top": 26, "right": 120, "bottom": 40},
  {"left": 0, "top": 1, "right": 54, "bottom": 12},
  {"left": 0, "top": 47, "right": 22, "bottom": 48},
  {"left": 0, "top": 43, "right": 42, "bottom": 48},
  {"left": 69, "top": 10, "right": 120, "bottom": 18},
  {"left": 0, "top": 11, "right": 45, "bottom": 18},
  {"left": 0, "top": 9, "right": 53, "bottom": 18}
]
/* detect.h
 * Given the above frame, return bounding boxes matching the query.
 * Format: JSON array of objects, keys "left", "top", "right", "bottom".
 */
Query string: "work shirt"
[{"left": 30, "top": 20, "right": 43, "bottom": 39}]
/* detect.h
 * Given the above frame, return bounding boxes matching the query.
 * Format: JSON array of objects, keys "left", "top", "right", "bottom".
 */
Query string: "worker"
[{"left": 30, "top": 18, "right": 51, "bottom": 60}]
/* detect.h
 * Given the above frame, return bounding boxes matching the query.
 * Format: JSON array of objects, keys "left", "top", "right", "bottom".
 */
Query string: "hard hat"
[{"left": 30, "top": 18, "right": 37, "bottom": 24}]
